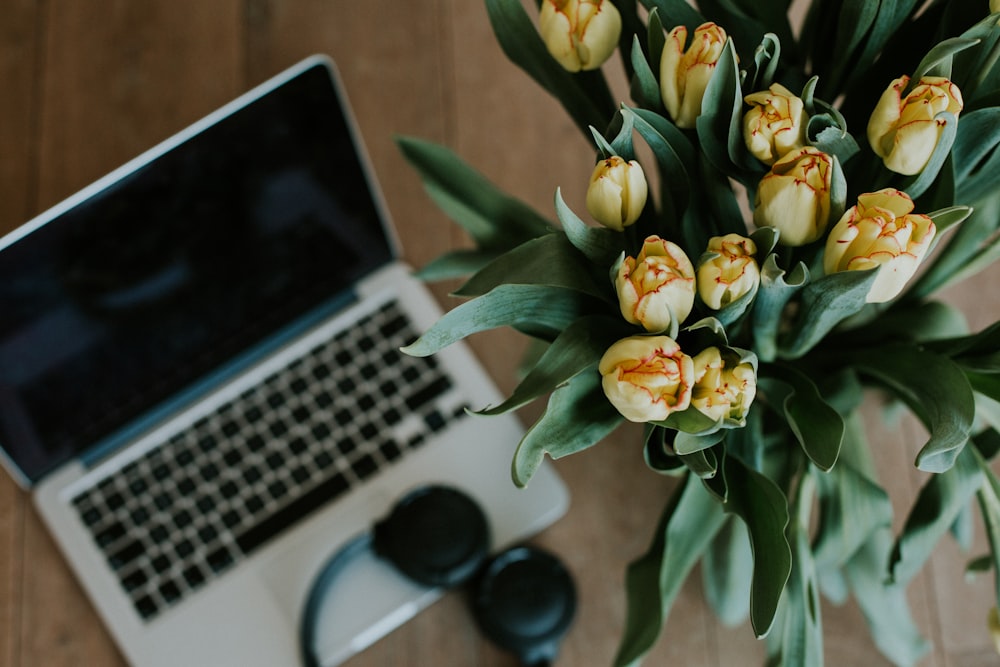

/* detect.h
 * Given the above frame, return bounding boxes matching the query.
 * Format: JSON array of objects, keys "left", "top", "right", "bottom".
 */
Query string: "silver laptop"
[{"left": 0, "top": 55, "right": 568, "bottom": 667}]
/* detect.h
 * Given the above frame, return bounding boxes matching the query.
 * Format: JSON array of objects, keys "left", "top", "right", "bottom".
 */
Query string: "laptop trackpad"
[{"left": 260, "top": 531, "right": 442, "bottom": 666}]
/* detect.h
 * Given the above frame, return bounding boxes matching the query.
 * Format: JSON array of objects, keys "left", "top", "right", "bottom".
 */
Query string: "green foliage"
[
  {"left": 400, "top": 2, "right": 1000, "bottom": 665},
  {"left": 614, "top": 475, "right": 726, "bottom": 666}
]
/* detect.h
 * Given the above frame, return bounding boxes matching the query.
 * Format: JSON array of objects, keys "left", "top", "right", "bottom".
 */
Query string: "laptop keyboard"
[{"left": 70, "top": 298, "right": 466, "bottom": 621}]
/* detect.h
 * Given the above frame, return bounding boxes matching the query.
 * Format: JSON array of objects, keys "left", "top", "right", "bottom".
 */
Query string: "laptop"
[{"left": 0, "top": 55, "right": 569, "bottom": 666}]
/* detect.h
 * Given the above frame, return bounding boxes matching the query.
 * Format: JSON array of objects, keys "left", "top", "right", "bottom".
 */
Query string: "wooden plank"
[
  {"left": 0, "top": 1, "right": 43, "bottom": 665},
  {"left": 245, "top": 0, "right": 454, "bottom": 271},
  {"left": 12, "top": 1, "right": 243, "bottom": 665}
]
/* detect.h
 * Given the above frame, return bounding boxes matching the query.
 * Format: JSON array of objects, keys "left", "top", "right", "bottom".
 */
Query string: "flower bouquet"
[{"left": 397, "top": 0, "right": 1000, "bottom": 664}]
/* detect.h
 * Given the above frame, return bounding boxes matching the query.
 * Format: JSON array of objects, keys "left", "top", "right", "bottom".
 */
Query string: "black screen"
[{"left": 0, "top": 61, "right": 394, "bottom": 482}]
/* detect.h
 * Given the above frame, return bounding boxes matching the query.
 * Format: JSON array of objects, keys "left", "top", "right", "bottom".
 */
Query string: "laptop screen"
[{"left": 0, "top": 61, "right": 395, "bottom": 483}]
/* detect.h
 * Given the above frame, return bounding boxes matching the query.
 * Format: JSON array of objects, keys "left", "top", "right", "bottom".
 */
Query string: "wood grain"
[{"left": 1, "top": 2, "right": 999, "bottom": 666}]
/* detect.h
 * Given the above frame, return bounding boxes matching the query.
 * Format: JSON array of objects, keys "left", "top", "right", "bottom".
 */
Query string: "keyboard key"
[
  {"left": 80, "top": 506, "right": 103, "bottom": 526},
  {"left": 159, "top": 580, "right": 182, "bottom": 604},
  {"left": 121, "top": 569, "right": 149, "bottom": 591},
  {"left": 184, "top": 566, "right": 206, "bottom": 589},
  {"left": 265, "top": 452, "right": 285, "bottom": 470},
  {"left": 424, "top": 410, "right": 446, "bottom": 433},
  {"left": 174, "top": 510, "right": 193, "bottom": 529},
  {"left": 380, "top": 440, "right": 402, "bottom": 462},
  {"left": 151, "top": 554, "right": 171, "bottom": 574},
  {"left": 352, "top": 455, "right": 379, "bottom": 480},
  {"left": 176, "top": 539, "right": 195, "bottom": 559},
  {"left": 135, "top": 595, "right": 159, "bottom": 620},
  {"left": 207, "top": 547, "right": 235, "bottom": 574},
  {"left": 405, "top": 377, "right": 452, "bottom": 412},
  {"left": 108, "top": 541, "right": 145, "bottom": 569}
]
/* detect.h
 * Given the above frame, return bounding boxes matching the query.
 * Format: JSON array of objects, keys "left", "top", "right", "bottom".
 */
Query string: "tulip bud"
[
  {"left": 660, "top": 22, "right": 728, "bottom": 129},
  {"left": 599, "top": 335, "right": 695, "bottom": 422},
  {"left": 867, "top": 75, "right": 964, "bottom": 175},
  {"left": 690, "top": 347, "right": 757, "bottom": 424},
  {"left": 697, "top": 234, "right": 760, "bottom": 310},
  {"left": 615, "top": 236, "right": 696, "bottom": 332},
  {"left": 538, "top": 0, "right": 622, "bottom": 72},
  {"left": 743, "top": 83, "right": 809, "bottom": 165},
  {"left": 586, "top": 156, "right": 648, "bottom": 231},
  {"left": 823, "top": 188, "right": 936, "bottom": 303},
  {"left": 754, "top": 147, "right": 834, "bottom": 246},
  {"left": 989, "top": 607, "right": 1000, "bottom": 655}
]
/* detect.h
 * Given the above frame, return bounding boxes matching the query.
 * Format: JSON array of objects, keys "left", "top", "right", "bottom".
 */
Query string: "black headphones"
[{"left": 299, "top": 485, "right": 577, "bottom": 667}]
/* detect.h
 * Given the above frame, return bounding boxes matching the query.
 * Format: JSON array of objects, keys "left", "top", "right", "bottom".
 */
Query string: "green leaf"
[
  {"left": 851, "top": 299, "right": 969, "bottom": 346},
  {"left": 953, "top": 108, "right": 1000, "bottom": 202},
  {"left": 638, "top": 0, "right": 704, "bottom": 34},
  {"left": 752, "top": 255, "right": 808, "bottom": 362},
  {"left": 769, "top": 474, "right": 823, "bottom": 667},
  {"left": 484, "top": 0, "right": 615, "bottom": 139},
  {"left": 674, "top": 428, "right": 726, "bottom": 456},
  {"left": 744, "top": 32, "right": 781, "bottom": 93},
  {"left": 950, "top": 499, "right": 975, "bottom": 552},
  {"left": 646, "top": 7, "right": 666, "bottom": 74},
  {"left": 614, "top": 475, "right": 726, "bottom": 667},
  {"left": 644, "top": 427, "right": 687, "bottom": 476},
  {"left": 723, "top": 456, "right": 792, "bottom": 639},
  {"left": 928, "top": 205, "right": 975, "bottom": 235},
  {"left": 844, "top": 528, "right": 931, "bottom": 667},
  {"left": 813, "top": 415, "right": 893, "bottom": 569},
  {"left": 454, "top": 233, "right": 612, "bottom": 303},
  {"left": 476, "top": 315, "right": 628, "bottom": 416},
  {"left": 818, "top": 0, "right": 880, "bottom": 97},
  {"left": 702, "top": 516, "right": 753, "bottom": 626},
  {"left": 806, "top": 98, "right": 860, "bottom": 166},
  {"left": 780, "top": 268, "right": 880, "bottom": 359},
  {"left": 413, "top": 249, "right": 505, "bottom": 282},
  {"left": 401, "top": 285, "right": 607, "bottom": 356},
  {"left": 973, "top": 441, "right": 1000, "bottom": 603},
  {"left": 696, "top": 38, "right": 754, "bottom": 176},
  {"left": 554, "top": 187, "right": 623, "bottom": 267},
  {"left": 760, "top": 363, "right": 845, "bottom": 472},
  {"left": 630, "top": 34, "right": 662, "bottom": 110},
  {"left": 910, "top": 36, "right": 982, "bottom": 82},
  {"left": 682, "top": 447, "right": 721, "bottom": 481},
  {"left": 888, "top": 444, "right": 983, "bottom": 585},
  {"left": 397, "top": 136, "right": 552, "bottom": 248},
  {"left": 511, "top": 370, "right": 623, "bottom": 487},
  {"left": 852, "top": 344, "right": 975, "bottom": 473},
  {"left": 655, "top": 404, "right": 722, "bottom": 435},
  {"left": 908, "top": 196, "right": 1000, "bottom": 298},
  {"left": 899, "top": 112, "right": 959, "bottom": 201},
  {"left": 710, "top": 280, "right": 759, "bottom": 328},
  {"left": 626, "top": 105, "right": 694, "bottom": 223}
]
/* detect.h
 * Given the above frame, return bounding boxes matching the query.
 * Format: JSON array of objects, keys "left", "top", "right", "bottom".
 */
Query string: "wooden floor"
[{"left": 1, "top": 2, "right": 1000, "bottom": 665}]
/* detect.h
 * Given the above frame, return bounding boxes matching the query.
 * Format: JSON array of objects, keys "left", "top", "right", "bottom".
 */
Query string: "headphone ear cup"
[
  {"left": 372, "top": 485, "right": 491, "bottom": 588},
  {"left": 472, "top": 546, "right": 577, "bottom": 665}
]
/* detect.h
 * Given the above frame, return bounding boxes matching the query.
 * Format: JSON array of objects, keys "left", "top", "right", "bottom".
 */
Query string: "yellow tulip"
[
  {"left": 823, "top": 188, "right": 936, "bottom": 303},
  {"left": 989, "top": 607, "right": 1000, "bottom": 654},
  {"left": 754, "top": 147, "right": 834, "bottom": 246},
  {"left": 660, "top": 22, "right": 728, "bottom": 129},
  {"left": 615, "top": 236, "right": 696, "bottom": 332},
  {"left": 538, "top": 0, "right": 622, "bottom": 72},
  {"left": 697, "top": 234, "right": 760, "bottom": 310},
  {"left": 743, "top": 83, "right": 809, "bottom": 165},
  {"left": 586, "top": 156, "right": 648, "bottom": 231},
  {"left": 867, "top": 75, "right": 963, "bottom": 175},
  {"left": 599, "top": 335, "right": 695, "bottom": 422},
  {"left": 690, "top": 347, "right": 757, "bottom": 424}
]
